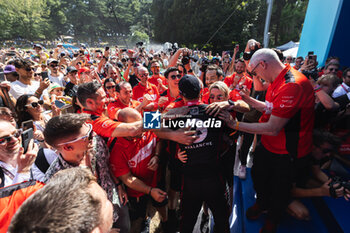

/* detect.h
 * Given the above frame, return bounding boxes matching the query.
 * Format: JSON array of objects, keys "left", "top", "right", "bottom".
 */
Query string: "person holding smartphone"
[
  {"left": 9, "top": 59, "right": 50, "bottom": 102},
  {"left": 0, "top": 119, "right": 38, "bottom": 188}
]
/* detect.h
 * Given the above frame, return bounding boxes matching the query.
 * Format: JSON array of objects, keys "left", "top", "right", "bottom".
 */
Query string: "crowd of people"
[{"left": 0, "top": 38, "right": 349, "bottom": 233}]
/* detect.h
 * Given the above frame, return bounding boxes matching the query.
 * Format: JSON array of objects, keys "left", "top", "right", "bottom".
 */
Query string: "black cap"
[
  {"left": 67, "top": 66, "right": 78, "bottom": 73},
  {"left": 178, "top": 75, "right": 201, "bottom": 100}
]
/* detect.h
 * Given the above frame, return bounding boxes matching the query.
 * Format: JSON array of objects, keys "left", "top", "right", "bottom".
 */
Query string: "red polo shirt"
[
  {"left": 132, "top": 82, "right": 159, "bottom": 103},
  {"left": 260, "top": 65, "right": 315, "bottom": 158},
  {"left": 109, "top": 131, "right": 158, "bottom": 197},
  {"left": 107, "top": 98, "right": 141, "bottom": 120},
  {"left": 224, "top": 73, "right": 252, "bottom": 90},
  {"left": 148, "top": 74, "right": 167, "bottom": 87}
]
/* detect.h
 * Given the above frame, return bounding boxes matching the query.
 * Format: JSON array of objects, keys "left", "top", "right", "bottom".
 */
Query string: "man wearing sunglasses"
[
  {"left": 158, "top": 67, "right": 182, "bottom": 111},
  {"left": 31, "top": 113, "right": 130, "bottom": 232},
  {"left": 211, "top": 48, "right": 315, "bottom": 233},
  {"left": 10, "top": 59, "right": 50, "bottom": 101},
  {"left": 0, "top": 120, "right": 38, "bottom": 188},
  {"left": 48, "top": 59, "right": 65, "bottom": 87},
  {"left": 132, "top": 66, "right": 159, "bottom": 111}
]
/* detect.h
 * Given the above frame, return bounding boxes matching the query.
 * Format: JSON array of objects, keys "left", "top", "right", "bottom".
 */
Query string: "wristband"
[
  {"left": 148, "top": 187, "right": 153, "bottom": 196},
  {"left": 235, "top": 121, "right": 240, "bottom": 131},
  {"left": 314, "top": 84, "right": 322, "bottom": 92}
]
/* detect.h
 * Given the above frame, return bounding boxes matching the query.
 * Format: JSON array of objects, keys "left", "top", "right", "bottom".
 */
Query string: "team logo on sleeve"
[{"left": 143, "top": 110, "right": 161, "bottom": 129}]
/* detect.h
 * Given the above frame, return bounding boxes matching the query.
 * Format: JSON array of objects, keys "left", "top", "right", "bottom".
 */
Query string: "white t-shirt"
[
  {"left": 332, "top": 82, "right": 350, "bottom": 98},
  {"left": 10, "top": 80, "right": 49, "bottom": 99},
  {"left": 49, "top": 73, "right": 65, "bottom": 87}
]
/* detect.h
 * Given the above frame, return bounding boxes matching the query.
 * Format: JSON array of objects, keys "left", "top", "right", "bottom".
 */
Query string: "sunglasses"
[
  {"left": 139, "top": 73, "right": 149, "bottom": 77},
  {"left": 34, "top": 73, "right": 42, "bottom": 77},
  {"left": 25, "top": 100, "right": 44, "bottom": 108},
  {"left": 50, "top": 64, "right": 58, "bottom": 68},
  {"left": 106, "top": 85, "right": 116, "bottom": 90},
  {"left": 56, "top": 124, "right": 93, "bottom": 146},
  {"left": 24, "top": 67, "right": 34, "bottom": 72},
  {"left": 329, "top": 68, "right": 338, "bottom": 72},
  {"left": 0, "top": 129, "right": 22, "bottom": 145},
  {"left": 170, "top": 74, "right": 182, "bottom": 80}
]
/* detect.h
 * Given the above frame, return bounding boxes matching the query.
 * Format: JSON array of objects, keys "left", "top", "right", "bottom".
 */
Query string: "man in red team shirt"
[
  {"left": 132, "top": 67, "right": 159, "bottom": 110},
  {"left": 78, "top": 81, "right": 143, "bottom": 138},
  {"left": 210, "top": 48, "right": 315, "bottom": 233},
  {"left": 224, "top": 58, "right": 253, "bottom": 101},
  {"left": 78, "top": 81, "right": 198, "bottom": 145},
  {"left": 109, "top": 108, "right": 169, "bottom": 232},
  {"left": 202, "top": 65, "right": 224, "bottom": 104},
  {"left": 107, "top": 81, "right": 151, "bottom": 120},
  {"left": 148, "top": 61, "right": 168, "bottom": 93},
  {"left": 158, "top": 67, "right": 182, "bottom": 111}
]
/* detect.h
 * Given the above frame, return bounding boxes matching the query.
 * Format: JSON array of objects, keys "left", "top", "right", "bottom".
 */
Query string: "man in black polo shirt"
[{"left": 168, "top": 75, "right": 230, "bottom": 233}]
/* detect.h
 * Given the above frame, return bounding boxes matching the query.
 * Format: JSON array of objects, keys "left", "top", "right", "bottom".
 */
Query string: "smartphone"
[
  {"left": 22, "top": 128, "right": 34, "bottom": 153},
  {"left": 54, "top": 100, "right": 65, "bottom": 108},
  {"left": 308, "top": 55, "right": 317, "bottom": 65},
  {"left": 121, "top": 49, "right": 127, "bottom": 52},
  {"left": 41, "top": 71, "right": 48, "bottom": 80},
  {"left": 21, "top": 120, "right": 34, "bottom": 131},
  {"left": 307, "top": 51, "right": 314, "bottom": 56},
  {"left": 236, "top": 44, "right": 239, "bottom": 49}
]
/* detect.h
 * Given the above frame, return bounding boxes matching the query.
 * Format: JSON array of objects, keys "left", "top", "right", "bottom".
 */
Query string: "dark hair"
[
  {"left": 313, "top": 129, "right": 341, "bottom": 149},
  {"left": 207, "top": 64, "right": 223, "bottom": 78},
  {"left": 164, "top": 67, "right": 179, "bottom": 79},
  {"left": 342, "top": 67, "right": 350, "bottom": 78},
  {"left": 9, "top": 167, "right": 101, "bottom": 233},
  {"left": 44, "top": 113, "right": 90, "bottom": 146},
  {"left": 176, "top": 63, "right": 187, "bottom": 75},
  {"left": 296, "top": 56, "right": 304, "bottom": 61},
  {"left": 13, "top": 59, "right": 33, "bottom": 69},
  {"left": 103, "top": 78, "right": 116, "bottom": 91},
  {"left": 272, "top": 48, "right": 284, "bottom": 61},
  {"left": 77, "top": 81, "right": 101, "bottom": 107},
  {"left": 326, "top": 56, "right": 339, "bottom": 65},
  {"left": 15, "top": 94, "right": 35, "bottom": 126}
]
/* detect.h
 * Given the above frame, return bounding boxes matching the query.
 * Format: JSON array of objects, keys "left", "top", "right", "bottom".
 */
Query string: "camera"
[
  {"left": 302, "top": 68, "right": 319, "bottom": 81},
  {"left": 136, "top": 42, "right": 144, "bottom": 47},
  {"left": 199, "top": 58, "right": 210, "bottom": 72},
  {"left": 329, "top": 176, "right": 350, "bottom": 198},
  {"left": 243, "top": 43, "right": 260, "bottom": 61}
]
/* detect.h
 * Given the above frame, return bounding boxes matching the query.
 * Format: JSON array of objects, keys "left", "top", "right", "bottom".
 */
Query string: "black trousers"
[
  {"left": 251, "top": 144, "right": 293, "bottom": 223},
  {"left": 180, "top": 175, "right": 230, "bottom": 233}
]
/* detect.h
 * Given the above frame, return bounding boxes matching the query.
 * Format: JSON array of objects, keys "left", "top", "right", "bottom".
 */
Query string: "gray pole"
[{"left": 263, "top": 0, "right": 274, "bottom": 48}]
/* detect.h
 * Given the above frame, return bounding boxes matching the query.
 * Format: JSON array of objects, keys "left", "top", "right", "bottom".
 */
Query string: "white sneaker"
[{"left": 238, "top": 165, "right": 246, "bottom": 180}]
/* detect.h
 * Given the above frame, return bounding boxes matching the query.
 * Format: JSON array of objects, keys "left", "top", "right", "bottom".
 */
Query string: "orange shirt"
[
  {"left": 82, "top": 109, "right": 121, "bottom": 138},
  {"left": 108, "top": 98, "right": 141, "bottom": 120},
  {"left": 0, "top": 181, "right": 44, "bottom": 233}
]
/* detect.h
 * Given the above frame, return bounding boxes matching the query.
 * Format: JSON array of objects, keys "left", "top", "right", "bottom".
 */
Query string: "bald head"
[
  {"left": 248, "top": 48, "right": 285, "bottom": 82},
  {"left": 117, "top": 107, "right": 142, "bottom": 123},
  {"left": 249, "top": 48, "right": 281, "bottom": 67}
]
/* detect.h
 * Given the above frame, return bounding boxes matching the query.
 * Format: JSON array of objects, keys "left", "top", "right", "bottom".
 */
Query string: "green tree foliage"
[{"left": 0, "top": 0, "right": 307, "bottom": 49}]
